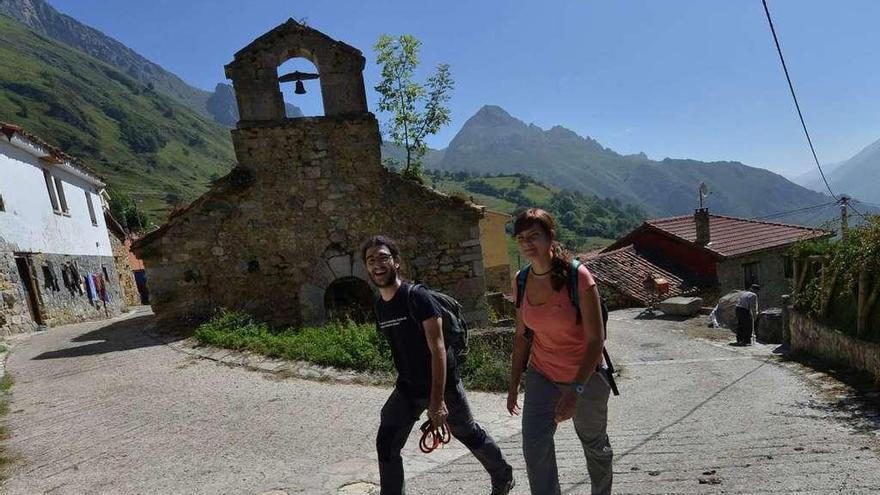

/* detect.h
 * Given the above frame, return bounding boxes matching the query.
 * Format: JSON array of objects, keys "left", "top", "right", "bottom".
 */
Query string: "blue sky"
[{"left": 50, "top": 0, "right": 880, "bottom": 177}]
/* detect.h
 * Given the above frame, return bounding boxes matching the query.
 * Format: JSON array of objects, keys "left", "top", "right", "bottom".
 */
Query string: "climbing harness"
[{"left": 418, "top": 419, "right": 451, "bottom": 454}]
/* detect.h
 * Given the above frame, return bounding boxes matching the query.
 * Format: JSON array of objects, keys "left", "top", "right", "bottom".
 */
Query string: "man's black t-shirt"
[{"left": 376, "top": 282, "right": 458, "bottom": 398}]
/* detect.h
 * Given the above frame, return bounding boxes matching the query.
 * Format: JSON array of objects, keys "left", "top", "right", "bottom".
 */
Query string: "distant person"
[
  {"left": 507, "top": 209, "right": 613, "bottom": 495},
  {"left": 362, "top": 235, "right": 514, "bottom": 495},
  {"left": 733, "top": 284, "right": 760, "bottom": 346}
]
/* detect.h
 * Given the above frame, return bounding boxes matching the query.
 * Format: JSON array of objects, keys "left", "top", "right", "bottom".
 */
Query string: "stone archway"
[
  {"left": 298, "top": 246, "right": 372, "bottom": 327},
  {"left": 324, "top": 276, "right": 374, "bottom": 323}
]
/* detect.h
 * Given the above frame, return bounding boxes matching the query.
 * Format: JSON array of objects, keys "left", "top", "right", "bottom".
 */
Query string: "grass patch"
[
  {"left": 459, "top": 331, "right": 513, "bottom": 392},
  {"left": 0, "top": 371, "right": 13, "bottom": 475},
  {"left": 195, "top": 310, "right": 393, "bottom": 373},
  {"left": 0, "top": 373, "right": 12, "bottom": 394},
  {"left": 194, "top": 310, "right": 514, "bottom": 392}
]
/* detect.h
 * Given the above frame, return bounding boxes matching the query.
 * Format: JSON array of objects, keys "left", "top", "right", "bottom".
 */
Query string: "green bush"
[
  {"left": 793, "top": 216, "right": 880, "bottom": 342},
  {"left": 195, "top": 310, "right": 393, "bottom": 373},
  {"left": 194, "top": 310, "right": 515, "bottom": 391},
  {"left": 459, "top": 331, "right": 513, "bottom": 392}
]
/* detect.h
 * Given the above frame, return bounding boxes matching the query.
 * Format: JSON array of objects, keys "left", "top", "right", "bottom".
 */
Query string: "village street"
[{"left": 1, "top": 308, "right": 879, "bottom": 495}]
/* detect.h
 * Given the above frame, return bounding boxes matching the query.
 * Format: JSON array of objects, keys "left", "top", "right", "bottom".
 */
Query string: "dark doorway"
[
  {"left": 14, "top": 255, "right": 44, "bottom": 325},
  {"left": 324, "top": 277, "right": 375, "bottom": 323}
]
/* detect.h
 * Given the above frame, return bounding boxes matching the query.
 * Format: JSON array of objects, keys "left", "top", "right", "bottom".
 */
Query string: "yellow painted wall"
[
  {"left": 479, "top": 209, "right": 510, "bottom": 268},
  {"left": 479, "top": 209, "right": 511, "bottom": 293}
]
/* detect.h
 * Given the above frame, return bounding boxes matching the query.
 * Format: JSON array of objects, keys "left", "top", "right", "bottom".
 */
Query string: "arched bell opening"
[
  {"left": 323, "top": 276, "right": 375, "bottom": 323},
  {"left": 277, "top": 57, "right": 323, "bottom": 117}
]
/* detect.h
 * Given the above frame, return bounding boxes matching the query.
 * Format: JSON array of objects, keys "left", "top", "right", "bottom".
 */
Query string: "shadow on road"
[{"left": 32, "top": 315, "right": 179, "bottom": 360}]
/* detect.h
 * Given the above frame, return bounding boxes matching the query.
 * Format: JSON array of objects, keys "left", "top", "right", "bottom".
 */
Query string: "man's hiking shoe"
[{"left": 491, "top": 472, "right": 515, "bottom": 495}]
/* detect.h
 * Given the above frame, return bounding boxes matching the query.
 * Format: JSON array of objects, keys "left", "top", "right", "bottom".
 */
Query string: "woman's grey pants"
[{"left": 522, "top": 368, "right": 613, "bottom": 495}]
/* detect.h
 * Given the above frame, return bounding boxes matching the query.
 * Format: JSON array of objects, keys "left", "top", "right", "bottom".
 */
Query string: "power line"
[
  {"left": 755, "top": 201, "right": 838, "bottom": 220},
  {"left": 852, "top": 199, "right": 880, "bottom": 209},
  {"left": 761, "top": 0, "right": 837, "bottom": 202}
]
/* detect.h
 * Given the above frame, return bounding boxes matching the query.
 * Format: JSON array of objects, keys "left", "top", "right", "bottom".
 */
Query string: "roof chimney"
[{"left": 695, "top": 208, "right": 710, "bottom": 246}]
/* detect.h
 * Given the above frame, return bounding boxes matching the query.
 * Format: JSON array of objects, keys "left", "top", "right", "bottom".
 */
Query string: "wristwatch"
[{"left": 569, "top": 382, "right": 585, "bottom": 395}]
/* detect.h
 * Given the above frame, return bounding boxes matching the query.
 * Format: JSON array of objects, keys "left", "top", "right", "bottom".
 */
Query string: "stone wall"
[
  {"left": 717, "top": 249, "right": 791, "bottom": 309},
  {"left": 597, "top": 282, "right": 639, "bottom": 311},
  {"left": 135, "top": 114, "right": 487, "bottom": 331},
  {"left": 29, "top": 252, "right": 124, "bottom": 327},
  {"left": 791, "top": 310, "right": 880, "bottom": 383},
  {"left": 0, "top": 246, "right": 37, "bottom": 335},
  {"left": 0, "top": 241, "right": 124, "bottom": 335},
  {"left": 485, "top": 265, "right": 511, "bottom": 295},
  {"left": 109, "top": 230, "right": 139, "bottom": 307}
]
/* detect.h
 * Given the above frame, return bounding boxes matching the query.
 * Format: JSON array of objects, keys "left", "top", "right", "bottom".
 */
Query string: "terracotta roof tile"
[
  {"left": 645, "top": 214, "right": 831, "bottom": 258},
  {"left": 583, "top": 246, "right": 697, "bottom": 305}
]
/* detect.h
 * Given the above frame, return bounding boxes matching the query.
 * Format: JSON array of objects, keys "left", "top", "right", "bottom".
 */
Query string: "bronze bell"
[{"left": 294, "top": 80, "right": 306, "bottom": 95}]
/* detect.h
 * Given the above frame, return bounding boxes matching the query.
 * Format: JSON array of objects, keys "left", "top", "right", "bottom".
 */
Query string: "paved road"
[{"left": 1, "top": 308, "right": 878, "bottom": 494}]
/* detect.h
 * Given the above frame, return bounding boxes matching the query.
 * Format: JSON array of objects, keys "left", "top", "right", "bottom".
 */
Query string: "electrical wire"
[
  {"left": 761, "top": 0, "right": 837, "bottom": 202},
  {"left": 755, "top": 201, "right": 838, "bottom": 220}
]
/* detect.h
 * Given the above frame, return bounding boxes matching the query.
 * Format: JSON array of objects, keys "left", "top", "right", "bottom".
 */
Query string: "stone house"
[
  {"left": 0, "top": 123, "right": 124, "bottom": 335},
  {"left": 596, "top": 209, "right": 832, "bottom": 309},
  {"left": 132, "top": 20, "right": 492, "bottom": 330}
]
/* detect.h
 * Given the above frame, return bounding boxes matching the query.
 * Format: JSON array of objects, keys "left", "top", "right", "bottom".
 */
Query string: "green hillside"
[
  {"left": 426, "top": 170, "right": 645, "bottom": 253},
  {"left": 0, "top": 15, "right": 235, "bottom": 223},
  {"left": 437, "top": 105, "right": 851, "bottom": 226}
]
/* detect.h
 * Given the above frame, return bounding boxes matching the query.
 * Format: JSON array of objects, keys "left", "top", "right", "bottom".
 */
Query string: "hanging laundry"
[
  {"left": 94, "top": 273, "right": 108, "bottom": 302},
  {"left": 84, "top": 272, "right": 97, "bottom": 302}
]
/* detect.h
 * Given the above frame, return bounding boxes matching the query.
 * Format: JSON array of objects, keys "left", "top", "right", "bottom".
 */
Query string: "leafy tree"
[
  {"left": 373, "top": 34, "right": 453, "bottom": 181},
  {"left": 107, "top": 188, "right": 149, "bottom": 233}
]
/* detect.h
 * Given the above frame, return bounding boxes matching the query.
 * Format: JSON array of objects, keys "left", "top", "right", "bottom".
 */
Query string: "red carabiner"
[{"left": 419, "top": 419, "right": 451, "bottom": 454}]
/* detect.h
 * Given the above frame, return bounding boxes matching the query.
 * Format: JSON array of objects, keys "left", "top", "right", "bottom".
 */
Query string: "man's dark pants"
[
  {"left": 377, "top": 379, "right": 511, "bottom": 495},
  {"left": 736, "top": 306, "right": 753, "bottom": 344}
]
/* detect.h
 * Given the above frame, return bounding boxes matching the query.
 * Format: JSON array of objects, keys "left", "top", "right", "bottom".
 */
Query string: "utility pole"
[{"left": 840, "top": 196, "right": 849, "bottom": 240}]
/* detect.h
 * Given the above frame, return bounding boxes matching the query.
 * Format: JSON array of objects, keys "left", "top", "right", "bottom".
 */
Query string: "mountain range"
[
  {"left": 0, "top": 0, "right": 301, "bottom": 126},
  {"left": 793, "top": 138, "right": 880, "bottom": 206},
  {"left": 0, "top": 14, "right": 235, "bottom": 219},
  {"left": 2, "top": 0, "right": 875, "bottom": 231},
  {"left": 429, "top": 105, "right": 875, "bottom": 225}
]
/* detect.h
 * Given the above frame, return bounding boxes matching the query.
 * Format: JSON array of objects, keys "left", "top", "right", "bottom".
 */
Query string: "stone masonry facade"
[
  {"left": 134, "top": 21, "right": 488, "bottom": 330},
  {"left": 0, "top": 246, "right": 35, "bottom": 335},
  {"left": 1, "top": 240, "right": 124, "bottom": 336},
  {"left": 716, "top": 248, "right": 791, "bottom": 309},
  {"left": 108, "top": 222, "right": 140, "bottom": 307}
]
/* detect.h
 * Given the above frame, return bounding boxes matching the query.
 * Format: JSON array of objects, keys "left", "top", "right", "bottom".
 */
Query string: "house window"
[
  {"left": 743, "top": 261, "right": 761, "bottom": 288},
  {"left": 43, "top": 170, "right": 60, "bottom": 212},
  {"left": 85, "top": 191, "right": 97, "bottom": 226},
  {"left": 783, "top": 255, "right": 793, "bottom": 279},
  {"left": 53, "top": 177, "right": 69, "bottom": 214}
]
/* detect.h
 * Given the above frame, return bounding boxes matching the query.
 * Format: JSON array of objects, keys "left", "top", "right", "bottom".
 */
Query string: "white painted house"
[{"left": 0, "top": 124, "right": 124, "bottom": 335}]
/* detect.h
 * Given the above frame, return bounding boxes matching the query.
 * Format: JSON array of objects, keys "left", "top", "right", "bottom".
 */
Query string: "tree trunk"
[
  {"left": 820, "top": 266, "right": 838, "bottom": 319},
  {"left": 858, "top": 270, "right": 869, "bottom": 336},
  {"left": 860, "top": 272, "right": 880, "bottom": 337}
]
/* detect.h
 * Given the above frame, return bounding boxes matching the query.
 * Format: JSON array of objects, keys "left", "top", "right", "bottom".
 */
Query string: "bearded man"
[{"left": 361, "top": 235, "right": 514, "bottom": 495}]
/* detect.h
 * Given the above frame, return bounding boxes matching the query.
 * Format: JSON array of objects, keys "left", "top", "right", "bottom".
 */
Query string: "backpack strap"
[
  {"left": 569, "top": 259, "right": 581, "bottom": 310},
  {"left": 515, "top": 264, "right": 531, "bottom": 309},
  {"left": 405, "top": 282, "right": 420, "bottom": 327}
]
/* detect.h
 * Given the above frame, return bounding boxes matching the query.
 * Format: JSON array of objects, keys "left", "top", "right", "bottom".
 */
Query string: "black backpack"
[
  {"left": 515, "top": 259, "right": 619, "bottom": 396},
  {"left": 406, "top": 283, "right": 470, "bottom": 361}
]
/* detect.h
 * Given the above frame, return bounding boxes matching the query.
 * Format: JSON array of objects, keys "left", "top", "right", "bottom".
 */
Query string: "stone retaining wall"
[{"left": 790, "top": 310, "right": 880, "bottom": 382}]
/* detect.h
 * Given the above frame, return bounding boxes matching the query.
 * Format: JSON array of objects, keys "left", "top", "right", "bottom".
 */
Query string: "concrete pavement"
[{"left": 0, "top": 308, "right": 878, "bottom": 494}]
